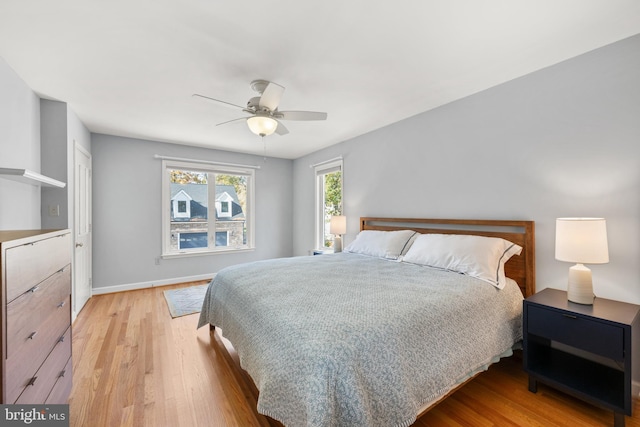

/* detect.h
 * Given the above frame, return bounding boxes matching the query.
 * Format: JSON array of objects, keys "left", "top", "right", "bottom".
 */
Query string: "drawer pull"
[
  {"left": 58, "top": 335, "right": 65, "bottom": 343},
  {"left": 27, "top": 376, "right": 37, "bottom": 386},
  {"left": 28, "top": 331, "right": 38, "bottom": 340},
  {"left": 562, "top": 314, "right": 578, "bottom": 319},
  {"left": 57, "top": 301, "right": 66, "bottom": 308},
  {"left": 29, "top": 285, "right": 40, "bottom": 293},
  {"left": 59, "top": 369, "right": 66, "bottom": 378}
]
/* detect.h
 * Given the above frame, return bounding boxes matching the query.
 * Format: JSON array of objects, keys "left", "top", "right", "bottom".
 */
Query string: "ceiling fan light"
[{"left": 247, "top": 116, "right": 278, "bottom": 136}]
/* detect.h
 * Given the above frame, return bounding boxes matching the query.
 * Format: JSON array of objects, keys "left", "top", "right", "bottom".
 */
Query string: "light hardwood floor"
[{"left": 70, "top": 282, "right": 640, "bottom": 427}]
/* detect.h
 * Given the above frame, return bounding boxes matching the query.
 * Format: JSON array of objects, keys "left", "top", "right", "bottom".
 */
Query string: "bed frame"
[
  {"left": 360, "top": 217, "right": 535, "bottom": 298},
  {"left": 209, "top": 217, "right": 536, "bottom": 426}
]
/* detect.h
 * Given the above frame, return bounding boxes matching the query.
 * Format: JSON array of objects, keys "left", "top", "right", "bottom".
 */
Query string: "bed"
[{"left": 198, "top": 217, "right": 535, "bottom": 427}]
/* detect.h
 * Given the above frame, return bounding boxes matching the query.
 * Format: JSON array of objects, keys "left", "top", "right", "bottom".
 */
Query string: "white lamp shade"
[
  {"left": 555, "top": 218, "right": 609, "bottom": 264},
  {"left": 330, "top": 215, "right": 346, "bottom": 235},
  {"left": 247, "top": 116, "right": 278, "bottom": 136}
]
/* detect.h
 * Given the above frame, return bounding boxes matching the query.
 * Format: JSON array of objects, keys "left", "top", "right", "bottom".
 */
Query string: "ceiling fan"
[{"left": 193, "top": 80, "right": 327, "bottom": 137}]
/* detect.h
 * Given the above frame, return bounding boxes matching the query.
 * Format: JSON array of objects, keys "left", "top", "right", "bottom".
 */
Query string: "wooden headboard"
[{"left": 360, "top": 217, "right": 536, "bottom": 297}]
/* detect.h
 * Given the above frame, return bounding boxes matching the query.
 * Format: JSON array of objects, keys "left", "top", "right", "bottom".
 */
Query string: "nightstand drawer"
[{"left": 527, "top": 304, "right": 624, "bottom": 360}]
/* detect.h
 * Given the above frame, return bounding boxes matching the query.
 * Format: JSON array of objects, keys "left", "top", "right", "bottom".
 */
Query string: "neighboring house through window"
[
  {"left": 172, "top": 190, "right": 192, "bottom": 219},
  {"left": 162, "top": 159, "right": 255, "bottom": 257},
  {"left": 315, "top": 159, "right": 343, "bottom": 249}
]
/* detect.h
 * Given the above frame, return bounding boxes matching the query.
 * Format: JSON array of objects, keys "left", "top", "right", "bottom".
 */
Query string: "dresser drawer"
[
  {"left": 6, "top": 265, "right": 70, "bottom": 358},
  {"left": 527, "top": 304, "right": 624, "bottom": 360},
  {"left": 13, "top": 327, "right": 71, "bottom": 404},
  {"left": 5, "top": 296, "right": 71, "bottom": 403},
  {"left": 5, "top": 232, "right": 70, "bottom": 303},
  {"left": 45, "top": 356, "right": 72, "bottom": 404}
]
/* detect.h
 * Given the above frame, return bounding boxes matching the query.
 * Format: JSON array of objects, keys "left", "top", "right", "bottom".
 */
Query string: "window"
[
  {"left": 315, "top": 159, "right": 343, "bottom": 249},
  {"left": 179, "top": 232, "right": 207, "bottom": 249},
  {"left": 162, "top": 159, "right": 255, "bottom": 257},
  {"left": 215, "top": 231, "right": 229, "bottom": 246}
]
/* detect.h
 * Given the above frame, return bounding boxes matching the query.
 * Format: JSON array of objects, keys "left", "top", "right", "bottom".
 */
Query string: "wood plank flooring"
[{"left": 70, "top": 282, "right": 640, "bottom": 427}]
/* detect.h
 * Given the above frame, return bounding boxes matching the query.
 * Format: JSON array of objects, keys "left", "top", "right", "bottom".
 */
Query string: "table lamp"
[
  {"left": 555, "top": 218, "right": 609, "bottom": 305},
  {"left": 330, "top": 215, "right": 346, "bottom": 252}
]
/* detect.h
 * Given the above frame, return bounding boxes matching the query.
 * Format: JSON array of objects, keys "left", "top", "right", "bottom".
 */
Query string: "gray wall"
[
  {"left": 40, "top": 99, "right": 92, "bottom": 230},
  {"left": 0, "top": 57, "right": 42, "bottom": 230},
  {"left": 293, "top": 34, "right": 640, "bottom": 305},
  {"left": 40, "top": 100, "right": 69, "bottom": 230},
  {"left": 91, "top": 134, "right": 293, "bottom": 289}
]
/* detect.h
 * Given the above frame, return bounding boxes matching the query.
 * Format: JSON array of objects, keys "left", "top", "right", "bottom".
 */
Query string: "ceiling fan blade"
[
  {"left": 193, "top": 94, "right": 246, "bottom": 111},
  {"left": 275, "top": 120, "right": 289, "bottom": 136},
  {"left": 259, "top": 82, "right": 285, "bottom": 111},
  {"left": 215, "top": 117, "right": 247, "bottom": 127},
  {"left": 277, "top": 110, "right": 327, "bottom": 121}
]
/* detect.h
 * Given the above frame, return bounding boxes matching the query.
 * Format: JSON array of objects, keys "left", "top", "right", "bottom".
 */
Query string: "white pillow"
[
  {"left": 344, "top": 230, "right": 418, "bottom": 260},
  {"left": 402, "top": 233, "right": 522, "bottom": 289}
]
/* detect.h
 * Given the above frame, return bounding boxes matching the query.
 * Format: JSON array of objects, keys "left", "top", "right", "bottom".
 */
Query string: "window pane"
[
  {"left": 215, "top": 174, "right": 247, "bottom": 247},
  {"left": 179, "top": 232, "right": 208, "bottom": 249},
  {"left": 169, "top": 169, "right": 208, "bottom": 252},
  {"left": 215, "top": 231, "right": 228, "bottom": 246},
  {"left": 322, "top": 171, "right": 342, "bottom": 248}
]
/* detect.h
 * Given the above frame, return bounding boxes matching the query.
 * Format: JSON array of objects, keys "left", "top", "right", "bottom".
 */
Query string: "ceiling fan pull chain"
[{"left": 262, "top": 135, "right": 267, "bottom": 162}]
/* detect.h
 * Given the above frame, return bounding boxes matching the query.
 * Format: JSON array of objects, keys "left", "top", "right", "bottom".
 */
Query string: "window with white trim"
[
  {"left": 162, "top": 160, "right": 254, "bottom": 257},
  {"left": 315, "top": 159, "right": 343, "bottom": 249}
]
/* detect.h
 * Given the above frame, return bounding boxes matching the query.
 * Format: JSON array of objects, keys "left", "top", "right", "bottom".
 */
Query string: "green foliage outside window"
[
  {"left": 324, "top": 171, "right": 342, "bottom": 216},
  {"left": 323, "top": 171, "right": 342, "bottom": 247}
]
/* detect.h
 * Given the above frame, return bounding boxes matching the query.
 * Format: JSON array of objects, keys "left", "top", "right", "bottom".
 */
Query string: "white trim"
[
  {"left": 634, "top": 380, "right": 640, "bottom": 398},
  {"left": 309, "top": 156, "right": 343, "bottom": 169},
  {"left": 92, "top": 273, "right": 216, "bottom": 295},
  {"left": 154, "top": 154, "right": 261, "bottom": 170},
  {"left": 161, "top": 247, "right": 254, "bottom": 259},
  {"left": 0, "top": 168, "right": 66, "bottom": 188},
  {"left": 75, "top": 143, "right": 91, "bottom": 159}
]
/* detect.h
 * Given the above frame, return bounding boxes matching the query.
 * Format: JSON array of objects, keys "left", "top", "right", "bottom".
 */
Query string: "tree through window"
[{"left": 315, "top": 160, "right": 343, "bottom": 249}]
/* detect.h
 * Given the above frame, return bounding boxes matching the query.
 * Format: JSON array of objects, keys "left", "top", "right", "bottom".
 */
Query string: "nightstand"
[{"left": 523, "top": 288, "right": 640, "bottom": 427}]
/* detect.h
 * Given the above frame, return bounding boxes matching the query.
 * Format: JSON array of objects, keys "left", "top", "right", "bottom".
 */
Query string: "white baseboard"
[{"left": 92, "top": 273, "right": 215, "bottom": 295}]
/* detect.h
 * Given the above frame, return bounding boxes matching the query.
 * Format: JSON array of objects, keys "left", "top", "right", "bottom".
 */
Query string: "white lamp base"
[
  {"left": 567, "top": 263, "right": 595, "bottom": 305},
  {"left": 334, "top": 235, "right": 343, "bottom": 253}
]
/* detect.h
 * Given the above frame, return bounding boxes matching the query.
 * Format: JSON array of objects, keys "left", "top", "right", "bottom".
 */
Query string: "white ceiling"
[{"left": 1, "top": 1, "right": 640, "bottom": 159}]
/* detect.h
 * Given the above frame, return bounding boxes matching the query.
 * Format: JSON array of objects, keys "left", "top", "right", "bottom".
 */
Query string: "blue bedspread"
[{"left": 198, "top": 253, "right": 523, "bottom": 427}]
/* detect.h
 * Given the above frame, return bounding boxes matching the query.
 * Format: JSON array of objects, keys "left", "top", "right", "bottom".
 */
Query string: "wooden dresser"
[{"left": 0, "top": 229, "right": 72, "bottom": 404}]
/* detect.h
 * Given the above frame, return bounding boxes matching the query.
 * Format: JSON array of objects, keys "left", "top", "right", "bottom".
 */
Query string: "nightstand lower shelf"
[{"left": 527, "top": 341, "right": 625, "bottom": 411}]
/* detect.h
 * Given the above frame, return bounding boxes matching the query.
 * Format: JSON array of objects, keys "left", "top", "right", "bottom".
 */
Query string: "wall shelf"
[{"left": 0, "top": 168, "right": 66, "bottom": 188}]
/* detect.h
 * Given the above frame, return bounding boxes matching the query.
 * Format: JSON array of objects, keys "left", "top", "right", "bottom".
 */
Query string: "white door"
[{"left": 74, "top": 144, "right": 92, "bottom": 318}]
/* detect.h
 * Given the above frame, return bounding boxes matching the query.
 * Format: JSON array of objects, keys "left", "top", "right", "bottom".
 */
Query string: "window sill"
[{"left": 162, "top": 247, "right": 255, "bottom": 259}]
